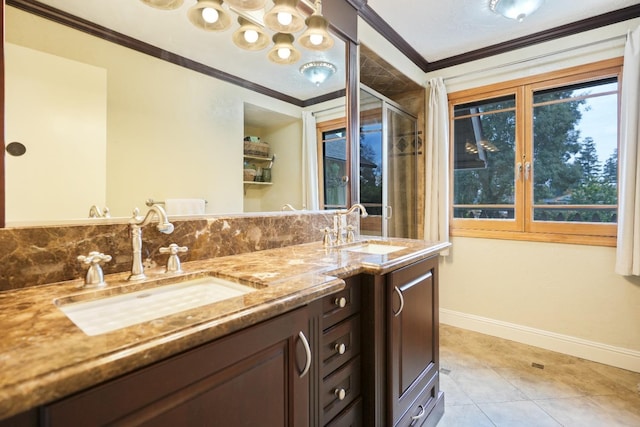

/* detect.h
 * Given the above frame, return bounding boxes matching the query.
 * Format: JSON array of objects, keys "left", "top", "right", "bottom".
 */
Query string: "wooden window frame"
[{"left": 448, "top": 58, "right": 623, "bottom": 247}]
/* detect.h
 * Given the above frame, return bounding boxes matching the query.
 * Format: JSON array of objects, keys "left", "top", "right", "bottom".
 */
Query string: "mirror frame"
[{"left": 0, "top": 0, "right": 359, "bottom": 227}]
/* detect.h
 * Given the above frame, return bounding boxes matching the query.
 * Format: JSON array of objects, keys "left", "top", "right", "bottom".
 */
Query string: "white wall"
[{"left": 425, "top": 18, "right": 640, "bottom": 372}]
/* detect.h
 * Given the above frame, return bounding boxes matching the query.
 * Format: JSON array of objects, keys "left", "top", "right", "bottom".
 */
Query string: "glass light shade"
[
  {"left": 140, "top": 0, "right": 184, "bottom": 10},
  {"left": 201, "top": 7, "right": 219, "bottom": 23},
  {"left": 299, "top": 61, "right": 336, "bottom": 86},
  {"left": 268, "top": 33, "right": 301, "bottom": 64},
  {"left": 264, "top": 0, "right": 305, "bottom": 34},
  {"left": 489, "top": 0, "right": 544, "bottom": 22},
  {"left": 232, "top": 17, "right": 270, "bottom": 50},
  {"left": 299, "top": 14, "right": 333, "bottom": 50},
  {"left": 224, "top": 0, "right": 266, "bottom": 11},
  {"left": 188, "top": 0, "right": 231, "bottom": 31}
]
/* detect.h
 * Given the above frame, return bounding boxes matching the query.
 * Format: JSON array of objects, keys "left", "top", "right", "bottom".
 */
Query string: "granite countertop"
[{"left": 0, "top": 237, "right": 449, "bottom": 420}]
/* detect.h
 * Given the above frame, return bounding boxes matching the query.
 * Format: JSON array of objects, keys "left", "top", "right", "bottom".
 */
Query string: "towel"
[{"left": 164, "top": 198, "right": 206, "bottom": 216}]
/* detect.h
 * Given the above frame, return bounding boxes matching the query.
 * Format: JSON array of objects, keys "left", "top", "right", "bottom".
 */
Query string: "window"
[
  {"left": 316, "top": 118, "right": 350, "bottom": 210},
  {"left": 449, "top": 58, "right": 622, "bottom": 246}
]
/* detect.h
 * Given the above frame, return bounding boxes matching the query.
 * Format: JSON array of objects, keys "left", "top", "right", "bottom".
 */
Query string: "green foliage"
[{"left": 453, "top": 87, "right": 618, "bottom": 222}]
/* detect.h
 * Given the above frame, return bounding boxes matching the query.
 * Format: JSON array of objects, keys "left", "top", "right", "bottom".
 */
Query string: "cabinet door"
[
  {"left": 43, "top": 307, "right": 311, "bottom": 427},
  {"left": 388, "top": 257, "right": 438, "bottom": 426}
]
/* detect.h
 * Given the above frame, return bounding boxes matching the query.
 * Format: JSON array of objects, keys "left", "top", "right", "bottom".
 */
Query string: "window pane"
[
  {"left": 453, "top": 95, "right": 516, "bottom": 117},
  {"left": 322, "top": 129, "right": 347, "bottom": 208},
  {"left": 453, "top": 95, "right": 516, "bottom": 220},
  {"left": 532, "top": 79, "right": 618, "bottom": 223}
]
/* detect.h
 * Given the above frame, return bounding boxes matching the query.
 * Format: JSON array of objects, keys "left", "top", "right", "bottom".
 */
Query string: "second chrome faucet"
[{"left": 325, "top": 203, "right": 368, "bottom": 247}]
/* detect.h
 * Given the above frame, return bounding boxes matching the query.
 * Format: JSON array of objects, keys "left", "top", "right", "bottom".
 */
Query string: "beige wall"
[
  {"left": 5, "top": 43, "right": 107, "bottom": 222},
  {"left": 425, "top": 18, "right": 640, "bottom": 371}
]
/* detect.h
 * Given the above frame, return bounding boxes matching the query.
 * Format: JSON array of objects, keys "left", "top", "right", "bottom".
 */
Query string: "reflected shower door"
[
  {"left": 359, "top": 87, "right": 418, "bottom": 238},
  {"left": 387, "top": 104, "right": 418, "bottom": 238}
]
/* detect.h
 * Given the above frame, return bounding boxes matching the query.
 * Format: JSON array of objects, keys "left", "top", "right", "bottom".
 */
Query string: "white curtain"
[
  {"left": 616, "top": 26, "right": 640, "bottom": 276},
  {"left": 424, "top": 77, "right": 450, "bottom": 249},
  {"left": 302, "top": 111, "right": 320, "bottom": 210}
]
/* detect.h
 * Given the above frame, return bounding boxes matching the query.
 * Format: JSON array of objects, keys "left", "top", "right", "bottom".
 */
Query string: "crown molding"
[
  {"left": 355, "top": 2, "right": 640, "bottom": 73},
  {"left": 427, "top": 4, "right": 640, "bottom": 72}
]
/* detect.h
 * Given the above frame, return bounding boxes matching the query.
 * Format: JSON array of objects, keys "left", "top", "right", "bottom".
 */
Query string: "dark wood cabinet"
[
  {"left": 311, "top": 275, "right": 363, "bottom": 427},
  {"left": 388, "top": 257, "right": 442, "bottom": 426},
  {"left": 361, "top": 255, "right": 444, "bottom": 427},
  {"left": 42, "top": 306, "right": 311, "bottom": 427}
]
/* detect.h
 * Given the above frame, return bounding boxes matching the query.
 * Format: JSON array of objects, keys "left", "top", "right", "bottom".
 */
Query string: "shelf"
[
  {"left": 243, "top": 181, "right": 272, "bottom": 186},
  {"left": 243, "top": 154, "right": 272, "bottom": 162}
]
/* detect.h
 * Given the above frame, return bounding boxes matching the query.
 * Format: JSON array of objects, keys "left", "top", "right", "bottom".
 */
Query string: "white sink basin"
[
  {"left": 56, "top": 276, "right": 257, "bottom": 336},
  {"left": 346, "top": 243, "right": 406, "bottom": 255}
]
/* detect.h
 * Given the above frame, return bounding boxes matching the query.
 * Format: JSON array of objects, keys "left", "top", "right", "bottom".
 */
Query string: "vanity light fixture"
[
  {"left": 489, "top": 0, "right": 544, "bottom": 22},
  {"left": 268, "top": 33, "right": 301, "bottom": 64},
  {"left": 299, "top": 61, "right": 336, "bottom": 86},
  {"left": 224, "top": 0, "right": 267, "bottom": 11},
  {"left": 298, "top": 0, "right": 333, "bottom": 51},
  {"left": 233, "top": 17, "right": 270, "bottom": 50},
  {"left": 187, "top": 0, "right": 231, "bottom": 31},
  {"left": 264, "top": 0, "right": 305, "bottom": 34},
  {"left": 140, "top": 0, "right": 184, "bottom": 10}
]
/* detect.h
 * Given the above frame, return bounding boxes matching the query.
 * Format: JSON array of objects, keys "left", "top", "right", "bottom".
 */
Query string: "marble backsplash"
[{"left": 0, "top": 211, "right": 349, "bottom": 291}]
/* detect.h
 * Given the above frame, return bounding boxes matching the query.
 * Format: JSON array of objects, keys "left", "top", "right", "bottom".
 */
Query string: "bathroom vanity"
[{"left": 0, "top": 238, "right": 448, "bottom": 427}]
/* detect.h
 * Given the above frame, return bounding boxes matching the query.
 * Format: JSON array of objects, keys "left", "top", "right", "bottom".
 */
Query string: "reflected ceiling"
[{"left": 30, "top": 0, "right": 346, "bottom": 101}]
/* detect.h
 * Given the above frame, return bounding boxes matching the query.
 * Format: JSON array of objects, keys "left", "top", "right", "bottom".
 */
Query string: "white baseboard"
[{"left": 440, "top": 308, "right": 640, "bottom": 373}]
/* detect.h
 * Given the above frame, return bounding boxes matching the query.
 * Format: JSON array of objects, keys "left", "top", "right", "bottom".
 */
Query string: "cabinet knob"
[
  {"left": 334, "top": 296, "right": 347, "bottom": 308},
  {"left": 334, "top": 342, "right": 346, "bottom": 355},
  {"left": 334, "top": 388, "right": 346, "bottom": 401}
]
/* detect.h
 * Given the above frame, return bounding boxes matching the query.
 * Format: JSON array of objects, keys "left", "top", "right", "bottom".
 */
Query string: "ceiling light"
[
  {"left": 139, "top": 0, "right": 184, "bottom": 10},
  {"left": 299, "top": 61, "right": 336, "bottom": 86},
  {"left": 299, "top": 0, "right": 333, "bottom": 51},
  {"left": 268, "top": 33, "right": 301, "bottom": 64},
  {"left": 489, "top": 0, "right": 544, "bottom": 22},
  {"left": 188, "top": 0, "right": 231, "bottom": 31},
  {"left": 264, "top": 0, "right": 305, "bottom": 34},
  {"left": 232, "top": 17, "right": 270, "bottom": 50},
  {"left": 224, "top": 0, "right": 267, "bottom": 11}
]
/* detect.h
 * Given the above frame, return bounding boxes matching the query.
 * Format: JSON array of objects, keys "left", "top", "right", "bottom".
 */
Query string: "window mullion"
[{"left": 522, "top": 85, "right": 534, "bottom": 232}]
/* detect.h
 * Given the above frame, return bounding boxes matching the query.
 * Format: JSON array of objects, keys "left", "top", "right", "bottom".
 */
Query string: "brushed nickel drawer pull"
[
  {"left": 298, "top": 331, "right": 311, "bottom": 378},
  {"left": 334, "top": 296, "right": 347, "bottom": 308},
  {"left": 334, "top": 342, "right": 346, "bottom": 355},
  {"left": 393, "top": 286, "right": 404, "bottom": 317},
  {"left": 334, "top": 388, "right": 346, "bottom": 401},
  {"left": 411, "top": 405, "right": 426, "bottom": 422}
]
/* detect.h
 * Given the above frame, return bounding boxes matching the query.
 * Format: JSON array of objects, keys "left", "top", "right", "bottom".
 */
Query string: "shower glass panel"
[{"left": 360, "top": 87, "right": 418, "bottom": 238}]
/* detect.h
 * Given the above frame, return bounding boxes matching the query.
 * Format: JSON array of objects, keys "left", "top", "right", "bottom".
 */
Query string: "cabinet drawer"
[
  {"left": 322, "top": 276, "right": 361, "bottom": 329},
  {"left": 321, "top": 315, "right": 360, "bottom": 376},
  {"left": 394, "top": 373, "right": 439, "bottom": 427},
  {"left": 321, "top": 356, "right": 361, "bottom": 425},
  {"left": 325, "top": 397, "right": 362, "bottom": 427}
]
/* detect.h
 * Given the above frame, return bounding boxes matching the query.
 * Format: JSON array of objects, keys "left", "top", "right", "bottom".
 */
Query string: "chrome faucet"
[
  {"left": 328, "top": 204, "right": 369, "bottom": 246},
  {"left": 88, "top": 204, "right": 111, "bottom": 218},
  {"left": 128, "top": 205, "right": 174, "bottom": 280}
]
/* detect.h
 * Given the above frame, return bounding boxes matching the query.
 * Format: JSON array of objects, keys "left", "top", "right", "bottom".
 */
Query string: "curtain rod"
[{"left": 442, "top": 34, "right": 627, "bottom": 83}]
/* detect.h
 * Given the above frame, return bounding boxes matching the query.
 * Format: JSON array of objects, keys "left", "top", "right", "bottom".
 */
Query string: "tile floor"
[{"left": 438, "top": 324, "right": 640, "bottom": 426}]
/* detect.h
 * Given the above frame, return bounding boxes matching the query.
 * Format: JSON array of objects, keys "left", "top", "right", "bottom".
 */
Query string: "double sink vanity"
[{"left": 0, "top": 220, "right": 449, "bottom": 427}]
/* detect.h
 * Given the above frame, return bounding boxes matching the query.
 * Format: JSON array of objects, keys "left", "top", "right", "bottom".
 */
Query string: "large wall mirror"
[{"left": 3, "top": 0, "right": 352, "bottom": 226}]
